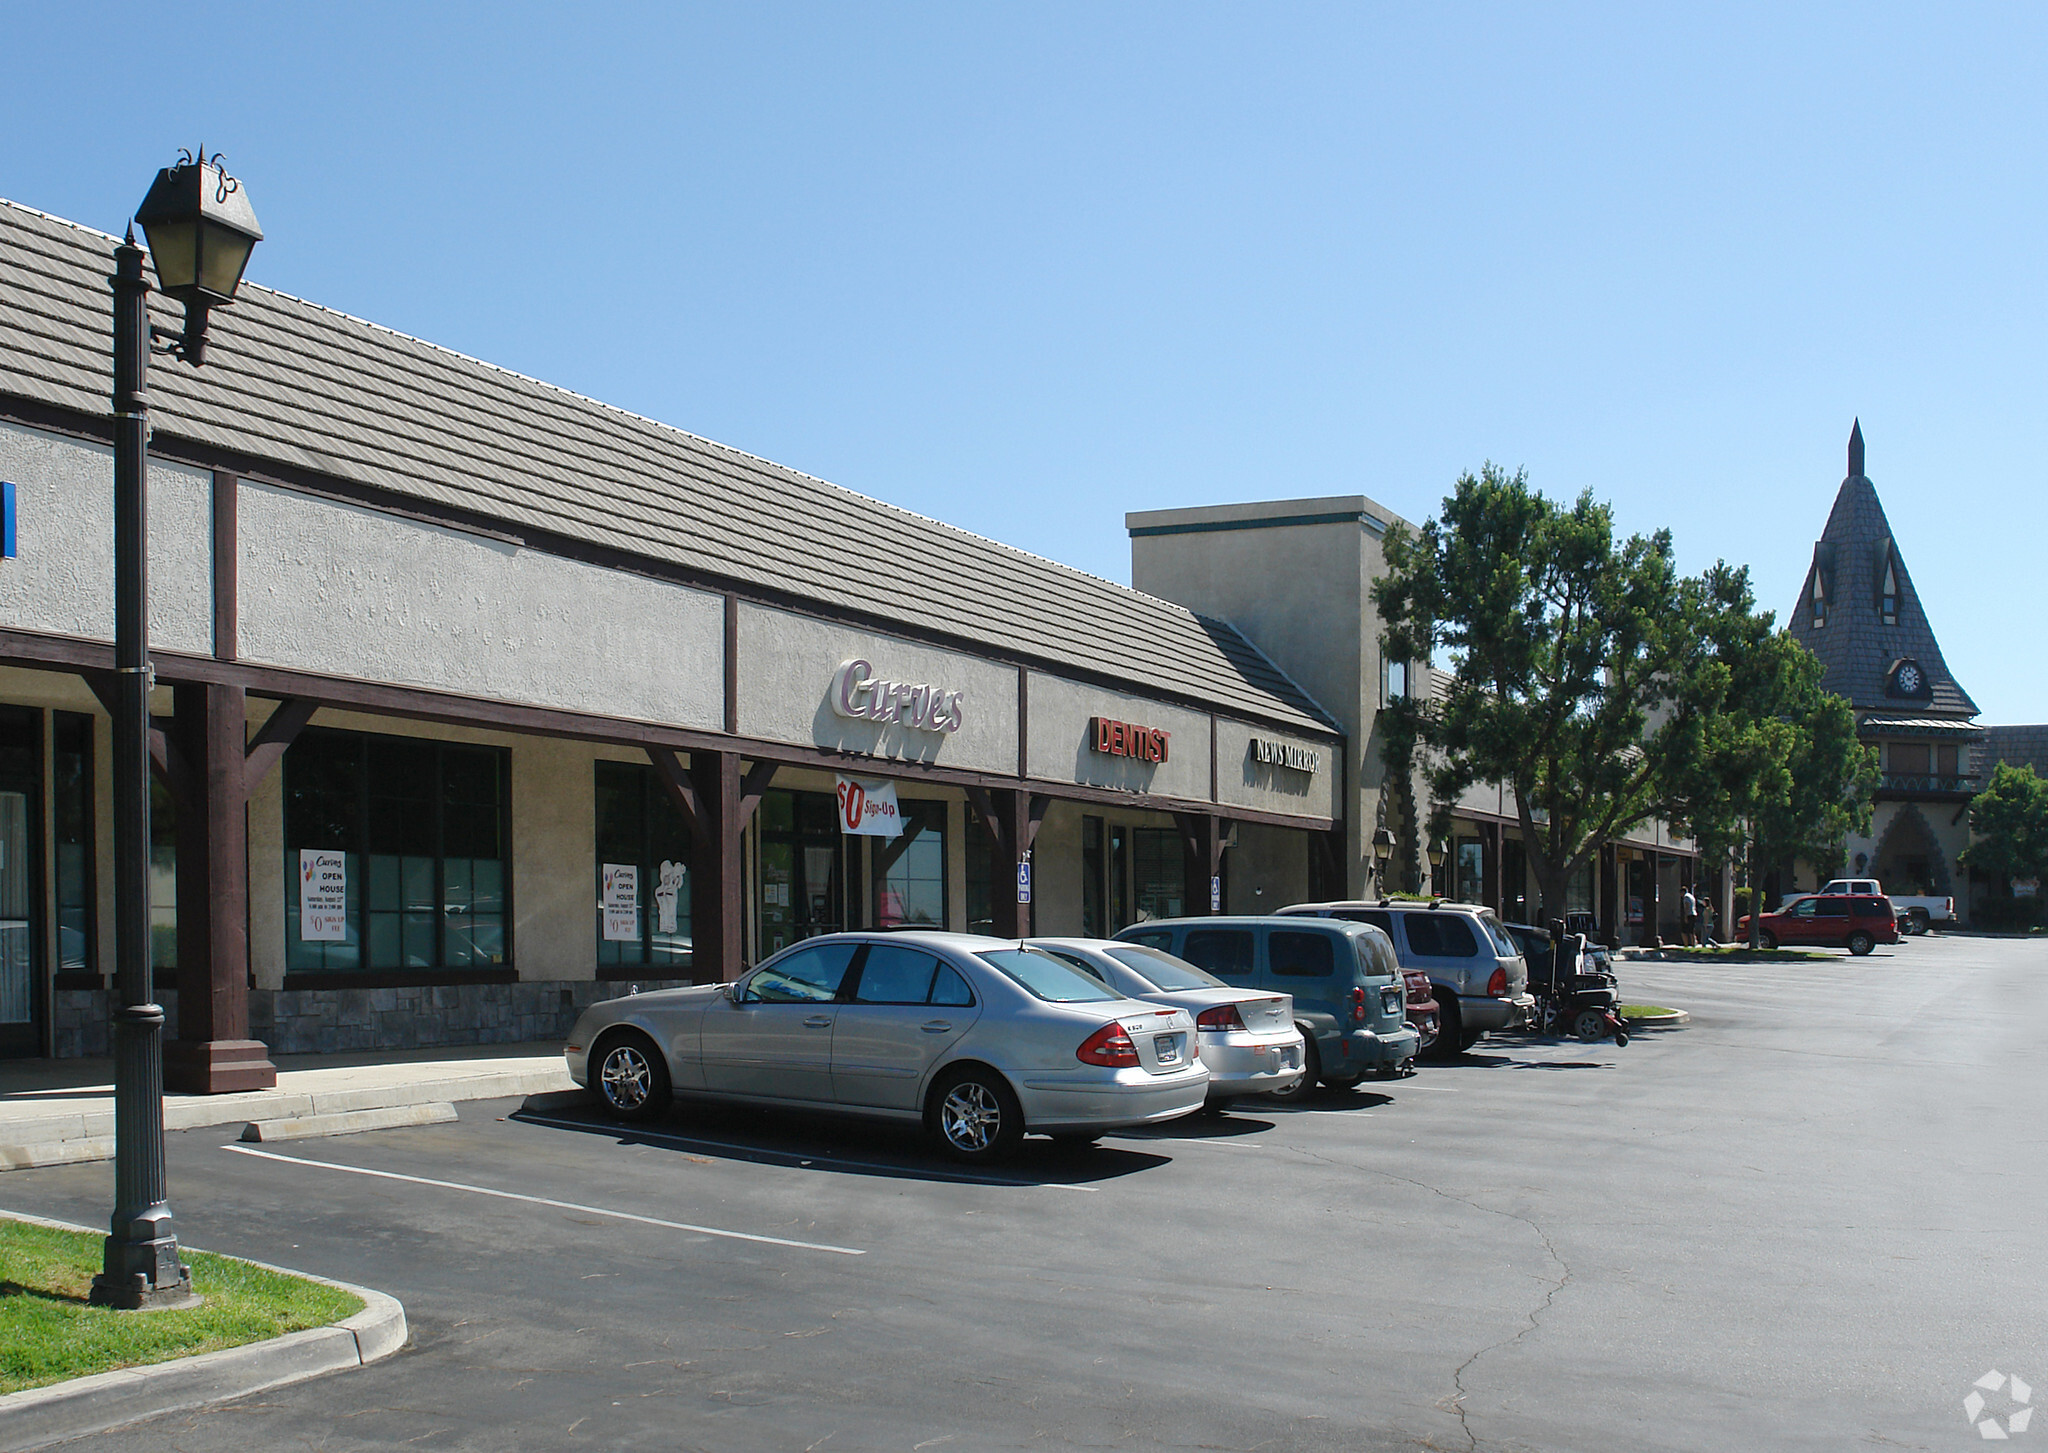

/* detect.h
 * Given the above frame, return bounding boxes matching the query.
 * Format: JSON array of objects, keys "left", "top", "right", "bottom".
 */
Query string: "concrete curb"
[
  {"left": 0, "top": 1211, "right": 407, "bottom": 1453},
  {"left": 2, "top": 1062, "right": 570, "bottom": 1171},
  {"left": 238, "top": 1101, "right": 458, "bottom": 1143},
  {"left": 1622, "top": 1009, "right": 1691, "bottom": 1028}
]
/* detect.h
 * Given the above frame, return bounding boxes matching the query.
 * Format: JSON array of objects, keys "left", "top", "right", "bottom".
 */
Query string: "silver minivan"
[{"left": 1277, "top": 901, "right": 1534, "bottom": 1057}]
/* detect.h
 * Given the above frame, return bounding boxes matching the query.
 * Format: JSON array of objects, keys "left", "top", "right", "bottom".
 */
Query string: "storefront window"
[
  {"left": 284, "top": 728, "right": 510, "bottom": 973},
  {"left": 1455, "top": 838, "right": 1484, "bottom": 904},
  {"left": 875, "top": 801, "right": 946, "bottom": 929},
  {"left": 594, "top": 761, "right": 692, "bottom": 972},
  {"left": 1133, "top": 827, "right": 1184, "bottom": 921},
  {"left": 53, "top": 712, "right": 93, "bottom": 975}
]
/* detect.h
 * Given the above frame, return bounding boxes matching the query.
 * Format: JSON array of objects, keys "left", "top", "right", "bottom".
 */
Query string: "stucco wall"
[
  {"left": 237, "top": 482, "right": 724, "bottom": 727},
  {"left": 1213, "top": 716, "right": 1340, "bottom": 821},
  {"left": 0, "top": 421, "right": 215, "bottom": 655},
  {"left": 1224, "top": 821, "right": 1312, "bottom": 914},
  {"left": 734, "top": 603, "right": 1019, "bottom": 772},
  {"left": 1025, "top": 671, "right": 1211, "bottom": 801}
]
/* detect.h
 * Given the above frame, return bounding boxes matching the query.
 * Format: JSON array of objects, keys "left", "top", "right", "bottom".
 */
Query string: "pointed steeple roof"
[{"left": 1787, "top": 422, "right": 1978, "bottom": 718}]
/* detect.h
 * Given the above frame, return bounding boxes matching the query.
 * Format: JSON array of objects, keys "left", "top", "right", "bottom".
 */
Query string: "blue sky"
[{"left": 6, "top": 3, "right": 2044, "bottom": 721}]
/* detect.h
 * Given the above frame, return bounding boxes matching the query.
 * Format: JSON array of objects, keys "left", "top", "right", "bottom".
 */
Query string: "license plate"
[{"left": 1154, "top": 1033, "right": 1184, "bottom": 1064}]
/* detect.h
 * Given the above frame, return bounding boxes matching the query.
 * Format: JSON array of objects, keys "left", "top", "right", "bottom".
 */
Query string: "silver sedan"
[
  {"left": 1025, "top": 938, "right": 1306, "bottom": 1106},
  {"left": 565, "top": 931, "right": 1208, "bottom": 1162}
]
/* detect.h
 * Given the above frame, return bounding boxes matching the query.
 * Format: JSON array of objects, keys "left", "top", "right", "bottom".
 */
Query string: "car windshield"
[
  {"left": 1104, "top": 945, "right": 1225, "bottom": 991},
  {"left": 977, "top": 947, "right": 1125, "bottom": 1003}
]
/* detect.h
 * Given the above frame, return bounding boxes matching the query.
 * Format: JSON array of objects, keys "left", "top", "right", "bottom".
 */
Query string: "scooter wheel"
[{"left": 1571, "top": 1007, "right": 1609, "bottom": 1042}]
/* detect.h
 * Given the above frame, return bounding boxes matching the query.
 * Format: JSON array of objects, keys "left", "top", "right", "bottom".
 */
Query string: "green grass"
[
  {"left": 1621, "top": 1004, "right": 1681, "bottom": 1019},
  {"left": 1, "top": 1219, "right": 363, "bottom": 1395}
]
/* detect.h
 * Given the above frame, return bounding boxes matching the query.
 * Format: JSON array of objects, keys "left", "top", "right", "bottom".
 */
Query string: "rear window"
[
  {"left": 1353, "top": 931, "right": 1398, "bottom": 979},
  {"left": 1105, "top": 946, "right": 1225, "bottom": 991},
  {"left": 1269, "top": 931, "right": 1335, "bottom": 978},
  {"left": 1121, "top": 929, "right": 1174, "bottom": 952},
  {"left": 1852, "top": 898, "right": 1894, "bottom": 919},
  {"left": 1402, "top": 913, "right": 1479, "bottom": 957},
  {"left": 1478, "top": 914, "right": 1520, "bottom": 957},
  {"left": 1182, "top": 929, "right": 1256, "bottom": 978},
  {"left": 977, "top": 947, "right": 1123, "bottom": 1003}
]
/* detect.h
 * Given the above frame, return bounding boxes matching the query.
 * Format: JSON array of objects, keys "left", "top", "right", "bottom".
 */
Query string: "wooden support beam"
[
  {"left": 739, "top": 759, "right": 778, "bottom": 826},
  {"left": 646, "top": 747, "right": 708, "bottom": 850},
  {"left": 242, "top": 697, "right": 319, "bottom": 797},
  {"left": 689, "top": 751, "right": 747, "bottom": 982},
  {"left": 164, "top": 681, "right": 276, "bottom": 1094}
]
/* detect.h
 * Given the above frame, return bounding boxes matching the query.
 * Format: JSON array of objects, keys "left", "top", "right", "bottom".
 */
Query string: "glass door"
[
  {"left": 0, "top": 705, "right": 42, "bottom": 1057},
  {"left": 755, "top": 790, "right": 844, "bottom": 959}
]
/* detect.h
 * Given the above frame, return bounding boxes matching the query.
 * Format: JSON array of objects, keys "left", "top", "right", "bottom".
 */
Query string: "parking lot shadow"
[{"left": 511, "top": 1096, "right": 1169, "bottom": 1187}]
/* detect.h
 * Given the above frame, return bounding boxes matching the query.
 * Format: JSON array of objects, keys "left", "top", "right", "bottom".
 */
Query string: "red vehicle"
[
  {"left": 1402, "top": 969, "right": 1441, "bottom": 1050},
  {"left": 1736, "top": 894, "right": 1900, "bottom": 955}
]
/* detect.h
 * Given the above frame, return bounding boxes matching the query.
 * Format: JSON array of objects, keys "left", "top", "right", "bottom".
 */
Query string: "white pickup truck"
[{"left": 1780, "top": 878, "right": 1954, "bottom": 933}]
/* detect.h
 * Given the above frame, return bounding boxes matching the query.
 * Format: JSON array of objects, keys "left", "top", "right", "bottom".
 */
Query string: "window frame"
[{"left": 281, "top": 727, "right": 514, "bottom": 989}]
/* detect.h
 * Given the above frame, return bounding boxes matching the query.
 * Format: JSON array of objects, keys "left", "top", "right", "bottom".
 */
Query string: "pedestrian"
[
  {"left": 1697, "top": 888, "right": 1713, "bottom": 946},
  {"left": 1680, "top": 884, "right": 1698, "bottom": 946}
]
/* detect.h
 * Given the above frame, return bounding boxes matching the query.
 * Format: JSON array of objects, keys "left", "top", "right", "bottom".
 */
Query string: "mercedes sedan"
[
  {"left": 565, "top": 932, "right": 1209, "bottom": 1162},
  {"left": 1023, "top": 938, "right": 1305, "bottom": 1107}
]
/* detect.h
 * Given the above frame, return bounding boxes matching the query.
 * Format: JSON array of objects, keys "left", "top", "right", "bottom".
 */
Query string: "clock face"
[{"left": 1896, "top": 663, "right": 1924, "bottom": 695}]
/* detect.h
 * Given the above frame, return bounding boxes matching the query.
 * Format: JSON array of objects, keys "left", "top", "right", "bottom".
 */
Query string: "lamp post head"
[
  {"left": 134, "top": 148, "right": 263, "bottom": 307},
  {"left": 1426, "top": 840, "right": 1446, "bottom": 870},
  {"left": 1370, "top": 825, "right": 1395, "bottom": 865}
]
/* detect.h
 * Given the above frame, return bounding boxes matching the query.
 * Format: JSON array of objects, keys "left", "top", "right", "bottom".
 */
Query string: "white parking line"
[
  {"left": 223, "top": 1143, "right": 868, "bottom": 1255},
  {"left": 515, "top": 1112, "right": 1097, "bottom": 1193}
]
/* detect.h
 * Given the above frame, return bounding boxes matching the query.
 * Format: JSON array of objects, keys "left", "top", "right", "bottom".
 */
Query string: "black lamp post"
[
  {"left": 89, "top": 149, "right": 261, "bottom": 1311},
  {"left": 1426, "top": 839, "right": 1446, "bottom": 897},
  {"left": 1370, "top": 824, "right": 1395, "bottom": 893}
]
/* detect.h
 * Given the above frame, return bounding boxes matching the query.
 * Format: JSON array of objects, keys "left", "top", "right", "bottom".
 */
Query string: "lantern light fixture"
[{"left": 132, "top": 147, "right": 262, "bottom": 365}]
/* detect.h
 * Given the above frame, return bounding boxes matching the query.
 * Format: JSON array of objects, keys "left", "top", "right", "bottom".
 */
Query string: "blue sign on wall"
[{"left": 1, "top": 481, "right": 14, "bottom": 559}]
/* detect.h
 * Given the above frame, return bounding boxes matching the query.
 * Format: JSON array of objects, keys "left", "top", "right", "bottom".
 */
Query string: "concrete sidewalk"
[{"left": 0, "top": 1044, "right": 577, "bottom": 1171}]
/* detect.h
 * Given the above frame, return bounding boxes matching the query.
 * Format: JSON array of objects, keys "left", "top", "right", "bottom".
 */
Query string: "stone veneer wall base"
[{"left": 48, "top": 980, "right": 694, "bottom": 1060}]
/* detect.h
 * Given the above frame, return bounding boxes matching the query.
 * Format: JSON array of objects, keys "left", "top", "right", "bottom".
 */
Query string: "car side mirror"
[{"left": 724, "top": 981, "right": 744, "bottom": 1004}]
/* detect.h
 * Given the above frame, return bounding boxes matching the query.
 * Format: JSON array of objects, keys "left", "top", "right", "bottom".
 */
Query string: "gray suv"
[
  {"left": 1277, "top": 901, "right": 1533, "bottom": 1058},
  {"left": 1113, "top": 916, "right": 1419, "bottom": 1095}
]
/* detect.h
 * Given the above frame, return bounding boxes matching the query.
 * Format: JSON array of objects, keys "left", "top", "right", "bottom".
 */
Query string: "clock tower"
[{"left": 1787, "top": 422, "right": 1982, "bottom": 905}]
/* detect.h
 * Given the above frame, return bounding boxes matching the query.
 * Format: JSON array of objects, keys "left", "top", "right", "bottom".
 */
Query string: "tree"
[
  {"left": 1375, "top": 463, "right": 1870, "bottom": 928},
  {"left": 1962, "top": 763, "right": 2048, "bottom": 890}
]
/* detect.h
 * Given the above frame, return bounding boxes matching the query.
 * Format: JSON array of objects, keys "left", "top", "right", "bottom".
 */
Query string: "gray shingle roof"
[
  {"left": 1785, "top": 440, "right": 1979, "bottom": 719},
  {"left": 0, "top": 198, "right": 1336, "bottom": 735},
  {"left": 1977, "top": 725, "right": 2048, "bottom": 780}
]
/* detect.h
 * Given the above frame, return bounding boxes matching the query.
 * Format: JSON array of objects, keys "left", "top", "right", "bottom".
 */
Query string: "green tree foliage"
[
  {"left": 1375, "top": 463, "right": 1872, "bottom": 924},
  {"left": 1962, "top": 764, "right": 2048, "bottom": 884}
]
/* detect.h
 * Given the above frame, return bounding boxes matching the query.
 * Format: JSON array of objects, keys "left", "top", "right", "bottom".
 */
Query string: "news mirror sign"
[
  {"left": 1250, "top": 737, "right": 1320, "bottom": 775},
  {"left": 830, "top": 659, "right": 964, "bottom": 734},
  {"left": 836, "top": 775, "right": 904, "bottom": 838}
]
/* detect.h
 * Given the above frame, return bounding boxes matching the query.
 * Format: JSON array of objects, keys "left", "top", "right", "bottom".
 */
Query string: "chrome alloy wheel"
[
  {"left": 940, "top": 1080, "right": 1003, "bottom": 1152},
  {"left": 601, "top": 1043, "right": 653, "bottom": 1110}
]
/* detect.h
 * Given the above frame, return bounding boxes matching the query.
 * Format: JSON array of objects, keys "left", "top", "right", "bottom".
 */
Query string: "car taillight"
[
  {"left": 1196, "top": 1005, "right": 1246, "bottom": 1031},
  {"left": 1487, "top": 967, "right": 1508, "bottom": 997},
  {"left": 1076, "top": 1022, "right": 1140, "bottom": 1067},
  {"left": 1350, "top": 987, "right": 1368, "bottom": 1025}
]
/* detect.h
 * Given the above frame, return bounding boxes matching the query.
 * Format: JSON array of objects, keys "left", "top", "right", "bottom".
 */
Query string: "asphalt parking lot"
[{"left": 5, "top": 934, "right": 2044, "bottom": 1452}]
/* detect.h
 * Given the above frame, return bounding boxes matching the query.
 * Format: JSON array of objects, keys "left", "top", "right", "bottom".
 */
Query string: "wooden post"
[{"left": 163, "top": 682, "right": 276, "bottom": 1094}]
